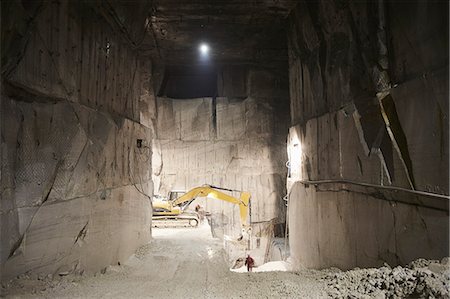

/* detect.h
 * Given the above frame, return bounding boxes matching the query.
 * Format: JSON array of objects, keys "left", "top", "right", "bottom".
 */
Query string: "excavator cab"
[
  {"left": 168, "top": 190, "right": 185, "bottom": 201},
  {"left": 168, "top": 190, "right": 198, "bottom": 212}
]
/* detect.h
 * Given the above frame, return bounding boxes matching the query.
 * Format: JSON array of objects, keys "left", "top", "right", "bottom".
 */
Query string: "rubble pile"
[{"left": 325, "top": 258, "right": 449, "bottom": 298}]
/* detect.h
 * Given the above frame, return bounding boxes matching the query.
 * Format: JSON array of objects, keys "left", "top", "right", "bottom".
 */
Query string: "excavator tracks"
[{"left": 152, "top": 215, "right": 199, "bottom": 228}]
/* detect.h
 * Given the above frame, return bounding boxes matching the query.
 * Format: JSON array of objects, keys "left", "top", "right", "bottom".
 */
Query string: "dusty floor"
[
  {"left": 2, "top": 222, "right": 449, "bottom": 298},
  {"left": 1, "top": 223, "right": 328, "bottom": 298}
]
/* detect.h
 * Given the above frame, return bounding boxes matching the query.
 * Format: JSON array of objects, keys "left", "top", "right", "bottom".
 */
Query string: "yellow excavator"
[{"left": 152, "top": 185, "right": 251, "bottom": 238}]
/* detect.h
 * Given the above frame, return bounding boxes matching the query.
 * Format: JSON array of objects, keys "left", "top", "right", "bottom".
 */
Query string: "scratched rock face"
[
  {"left": 1, "top": 1, "right": 154, "bottom": 280},
  {"left": 286, "top": 0, "right": 449, "bottom": 270}
]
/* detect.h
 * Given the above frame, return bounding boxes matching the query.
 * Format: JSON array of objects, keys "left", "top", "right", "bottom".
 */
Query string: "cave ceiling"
[{"left": 119, "top": 0, "right": 298, "bottom": 66}]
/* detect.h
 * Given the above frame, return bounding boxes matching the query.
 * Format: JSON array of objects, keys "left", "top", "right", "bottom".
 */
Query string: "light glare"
[
  {"left": 199, "top": 43, "right": 209, "bottom": 55},
  {"left": 289, "top": 136, "right": 302, "bottom": 181}
]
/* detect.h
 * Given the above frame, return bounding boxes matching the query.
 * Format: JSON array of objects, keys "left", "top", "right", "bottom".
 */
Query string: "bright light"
[
  {"left": 199, "top": 43, "right": 209, "bottom": 55},
  {"left": 289, "top": 136, "right": 303, "bottom": 181}
]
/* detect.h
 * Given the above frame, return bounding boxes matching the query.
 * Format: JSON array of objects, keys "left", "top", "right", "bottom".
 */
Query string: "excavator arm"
[
  {"left": 171, "top": 185, "right": 251, "bottom": 227},
  {"left": 153, "top": 185, "right": 252, "bottom": 237}
]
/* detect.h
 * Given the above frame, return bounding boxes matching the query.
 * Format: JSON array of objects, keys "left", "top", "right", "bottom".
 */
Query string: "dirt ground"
[{"left": 2, "top": 222, "right": 448, "bottom": 298}]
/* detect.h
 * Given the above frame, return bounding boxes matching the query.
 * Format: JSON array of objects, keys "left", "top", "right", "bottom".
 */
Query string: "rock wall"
[
  {"left": 286, "top": 0, "right": 449, "bottom": 270},
  {"left": 153, "top": 67, "right": 290, "bottom": 262},
  {"left": 1, "top": 1, "right": 155, "bottom": 280}
]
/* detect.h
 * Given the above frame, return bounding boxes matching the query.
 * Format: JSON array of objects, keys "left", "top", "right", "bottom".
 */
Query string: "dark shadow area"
[{"left": 158, "top": 64, "right": 218, "bottom": 99}]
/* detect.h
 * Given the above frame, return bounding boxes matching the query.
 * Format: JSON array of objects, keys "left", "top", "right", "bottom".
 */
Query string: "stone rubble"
[{"left": 324, "top": 258, "right": 450, "bottom": 298}]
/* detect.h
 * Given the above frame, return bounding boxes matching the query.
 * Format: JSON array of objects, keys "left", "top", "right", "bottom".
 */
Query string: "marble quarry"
[{"left": 1, "top": 0, "right": 448, "bottom": 285}]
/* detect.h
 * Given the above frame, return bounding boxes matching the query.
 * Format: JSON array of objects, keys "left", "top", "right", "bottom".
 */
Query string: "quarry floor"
[
  {"left": 2, "top": 223, "right": 328, "bottom": 298},
  {"left": 2, "top": 222, "right": 449, "bottom": 298}
]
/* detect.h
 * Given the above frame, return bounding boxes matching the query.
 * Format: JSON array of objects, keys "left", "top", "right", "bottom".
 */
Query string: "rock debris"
[{"left": 325, "top": 258, "right": 449, "bottom": 298}]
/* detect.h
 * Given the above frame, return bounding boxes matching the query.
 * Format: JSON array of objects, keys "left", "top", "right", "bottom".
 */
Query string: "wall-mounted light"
[{"left": 289, "top": 137, "right": 303, "bottom": 181}]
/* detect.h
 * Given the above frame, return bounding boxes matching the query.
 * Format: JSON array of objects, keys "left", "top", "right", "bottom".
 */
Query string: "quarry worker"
[{"left": 245, "top": 254, "right": 255, "bottom": 272}]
